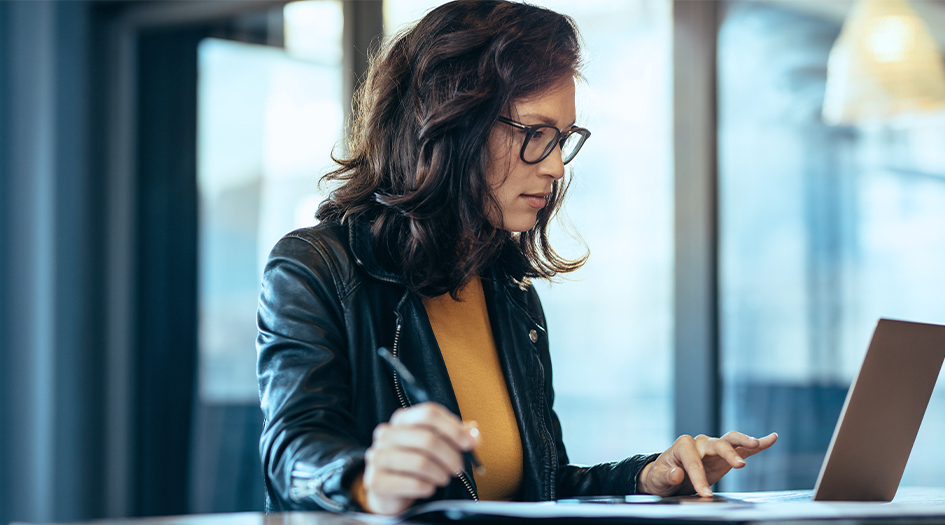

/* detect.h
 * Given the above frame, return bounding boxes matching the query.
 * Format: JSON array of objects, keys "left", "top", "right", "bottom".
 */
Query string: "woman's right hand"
[{"left": 362, "top": 402, "right": 480, "bottom": 515}]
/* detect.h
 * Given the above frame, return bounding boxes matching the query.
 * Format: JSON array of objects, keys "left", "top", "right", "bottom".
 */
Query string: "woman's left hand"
[{"left": 637, "top": 431, "right": 778, "bottom": 497}]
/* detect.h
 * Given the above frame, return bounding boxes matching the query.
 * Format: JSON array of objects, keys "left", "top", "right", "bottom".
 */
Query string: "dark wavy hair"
[{"left": 316, "top": 0, "right": 587, "bottom": 298}]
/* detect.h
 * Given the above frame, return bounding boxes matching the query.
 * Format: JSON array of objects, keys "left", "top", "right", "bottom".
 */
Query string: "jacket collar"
[
  {"left": 346, "top": 215, "right": 405, "bottom": 286},
  {"left": 346, "top": 214, "right": 527, "bottom": 294}
]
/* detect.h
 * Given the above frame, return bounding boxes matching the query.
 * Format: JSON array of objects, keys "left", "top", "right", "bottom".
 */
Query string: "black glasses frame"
[{"left": 496, "top": 116, "right": 591, "bottom": 165}]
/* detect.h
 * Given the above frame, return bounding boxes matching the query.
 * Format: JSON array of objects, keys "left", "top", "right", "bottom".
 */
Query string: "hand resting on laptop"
[{"left": 637, "top": 431, "right": 779, "bottom": 498}]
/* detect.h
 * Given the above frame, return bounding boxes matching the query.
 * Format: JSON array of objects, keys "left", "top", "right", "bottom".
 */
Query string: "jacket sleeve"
[
  {"left": 256, "top": 233, "right": 366, "bottom": 512},
  {"left": 525, "top": 286, "right": 660, "bottom": 498}
]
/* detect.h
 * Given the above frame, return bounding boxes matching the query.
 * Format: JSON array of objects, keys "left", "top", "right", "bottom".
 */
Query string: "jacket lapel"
[{"left": 482, "top": 270, "right": 555, "bottom": 501}]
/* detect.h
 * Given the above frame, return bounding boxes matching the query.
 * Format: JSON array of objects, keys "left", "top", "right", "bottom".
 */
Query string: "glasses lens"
[
  {"left": 560, "top": 130, "right": 588, "bottom": 164},
  {"left": 523, "top": 126, "right": 560, "bottom": 163}
]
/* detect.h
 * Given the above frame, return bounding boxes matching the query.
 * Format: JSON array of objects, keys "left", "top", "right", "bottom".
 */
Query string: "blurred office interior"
[{"left": 2, "top": 0, "right": 945, "bottom": 523}]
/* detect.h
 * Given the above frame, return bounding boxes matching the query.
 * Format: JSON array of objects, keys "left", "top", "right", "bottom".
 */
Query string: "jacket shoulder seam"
[{"left": 283, "top": 230, "right": 360, "bottom": 302}]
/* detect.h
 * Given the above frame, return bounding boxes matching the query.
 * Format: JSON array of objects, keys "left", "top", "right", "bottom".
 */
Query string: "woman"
[{"left": 257, "top": 0, "right": 776, "bottom": 515}]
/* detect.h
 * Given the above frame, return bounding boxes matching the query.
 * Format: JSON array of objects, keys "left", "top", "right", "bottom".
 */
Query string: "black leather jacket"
[{"left": 257, "top": 217, "right": 657, "bottom": 512}]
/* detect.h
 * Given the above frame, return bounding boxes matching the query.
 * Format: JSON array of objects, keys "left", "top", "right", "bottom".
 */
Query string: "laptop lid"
[{"left": 813, "top": 318, "right": 945, "bottom": 501}]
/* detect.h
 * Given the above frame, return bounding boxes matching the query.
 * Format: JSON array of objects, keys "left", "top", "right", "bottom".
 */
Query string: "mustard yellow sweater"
[
  {"left": 353, "top": 276, "right": 523, "bottom": 508},
  {"left": 422, "top": 276, "right": 524, "bottom": 501}
]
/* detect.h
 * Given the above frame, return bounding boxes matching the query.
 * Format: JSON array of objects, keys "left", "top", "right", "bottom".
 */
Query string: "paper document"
[{"left": 399, "top": 490, "right": 945, "bottom": 523}]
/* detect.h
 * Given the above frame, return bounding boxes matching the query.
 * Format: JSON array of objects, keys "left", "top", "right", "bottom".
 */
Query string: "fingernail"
[{"left": 467, "top": 427, "right": 480, "bottom": 448}]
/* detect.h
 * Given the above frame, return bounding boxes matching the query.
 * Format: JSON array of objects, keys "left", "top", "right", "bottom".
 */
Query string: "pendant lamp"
[{"left": 822, "top": 0, "right": 945, "bottom": 125}]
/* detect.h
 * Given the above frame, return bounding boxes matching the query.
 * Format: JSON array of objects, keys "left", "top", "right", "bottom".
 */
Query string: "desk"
[
  {"left": 15, "top": 488, "right": 945, "bottom": 525},
  {"left": 12, "top": 511, "right": 945, "bottom": 525}
]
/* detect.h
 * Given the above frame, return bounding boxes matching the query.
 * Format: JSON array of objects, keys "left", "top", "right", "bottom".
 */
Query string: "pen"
[{"left": 377, "top": 347, "right": 485, "bottom": 475}]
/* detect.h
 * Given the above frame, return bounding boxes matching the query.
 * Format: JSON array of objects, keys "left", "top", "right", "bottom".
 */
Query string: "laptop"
[
  {"left": 810, "top": 318, "right": 945, "bottom": 501},
  {"left": 572, "top": 318, "right": 945, "bottom": 505},
  {"left": 400, "top": 319, "right": 945, "bottom": 522},
  {"left": 659, "top": 318, "right": 945, "bottom": 504}
]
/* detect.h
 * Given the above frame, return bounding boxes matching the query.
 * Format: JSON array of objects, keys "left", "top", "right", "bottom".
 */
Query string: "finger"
[
  {"left": 673, "top": 437, "right": 712, "bottom": 497},
  {"left": 374, "top": 423, "right": 464, "bottom": 465},
  {"left": 466, "top": 421, "right": 482, "bottom": 448},
  {"left": 364, "top": 467, "right": 439, "bottom": 500},
  {"left": 373, "top": 429, "right": 464, "bottom": 479},
  {"left": 734, "top": 432, "right": 779, "bottom": 459},
  {"left": 707, "top": 437, "right": 747, "bottom": 469},
  {"left": 369, "top": 445, "right": 457, "bottom": 487},
  {"left": 390, "top": 402, "right": 476, "bottom": 451},
  {"left": 759, "top": 432, "right": 778, "bottom": 447},
  {"left": 669, "top": 466, "right": 686, "bottom": 486},
  {"left": 720, "top": 430, "right": 761, "bottom": 449},
  {"left": 640, "top": 460, "right": 685, "bottom": 496},
  {"left": 364, "top": 494, "right": 413, "bottom": 517}
]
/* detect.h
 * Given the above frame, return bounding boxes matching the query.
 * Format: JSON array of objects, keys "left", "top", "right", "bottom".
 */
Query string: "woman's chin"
[
  {"left": 502, "top": 219, "right": 539, "bottom": 233},
  {"left": 489, "top": 208, "right": 540, "bottom": 233}
]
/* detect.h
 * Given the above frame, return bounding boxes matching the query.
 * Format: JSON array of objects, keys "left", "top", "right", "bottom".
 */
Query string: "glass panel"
[
  {"left": 197, "top": 1, "right": 343, "bottom": 404},
  {"left": 384, "top": 0, "right": 674, "bottom": 464},
  {"left": 719, "top": 1, "right": 945, "bottom": 490}
]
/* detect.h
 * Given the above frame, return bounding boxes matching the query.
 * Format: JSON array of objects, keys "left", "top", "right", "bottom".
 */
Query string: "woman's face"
[{"left": 486, "top": 76, "right": 576, "bottom": 232}]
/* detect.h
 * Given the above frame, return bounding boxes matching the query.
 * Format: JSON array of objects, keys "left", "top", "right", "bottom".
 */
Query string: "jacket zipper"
[
  {"left": 391, "top": 319, "right": 408, "bottom": 409},
  {"left": 391, "top": 317, "right": 479, "bottom": 501}
]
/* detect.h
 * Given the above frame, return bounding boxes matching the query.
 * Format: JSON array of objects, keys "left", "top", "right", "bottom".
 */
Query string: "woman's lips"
[{"left": 521, "top": 194, "right": 548, "bottom": 209}]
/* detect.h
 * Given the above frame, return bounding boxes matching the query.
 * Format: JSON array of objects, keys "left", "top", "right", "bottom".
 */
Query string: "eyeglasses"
[{"left": 496, "top": 116, "right": 591, "bottom": 165}]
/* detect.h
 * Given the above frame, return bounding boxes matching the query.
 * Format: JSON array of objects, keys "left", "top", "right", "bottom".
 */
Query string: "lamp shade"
[{"left": 823, "top": 0, "right": 945, "bottom": 125}]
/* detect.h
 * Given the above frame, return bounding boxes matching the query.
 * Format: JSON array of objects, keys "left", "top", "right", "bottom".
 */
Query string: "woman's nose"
[{"left": 539, "top": 144, "right": 566, "bottom": 180}]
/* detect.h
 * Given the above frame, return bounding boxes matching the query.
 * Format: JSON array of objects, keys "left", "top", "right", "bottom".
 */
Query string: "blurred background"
[{"left": 2, "top": 0, "right": 945, "bottom": 522}]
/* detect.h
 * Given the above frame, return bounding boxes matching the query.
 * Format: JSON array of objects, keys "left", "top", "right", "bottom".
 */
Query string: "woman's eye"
[{"left": 531, "top": 130, "right": 546, "bottom": 140}]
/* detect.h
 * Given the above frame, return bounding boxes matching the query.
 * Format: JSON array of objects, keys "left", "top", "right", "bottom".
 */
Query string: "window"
[
  {"left": 718, "top": 1, "right": 945, "bottom": 490},
  {"left": 196, "top": 1, "right": 344, "bottom": 404},
  {"left": 193, "top": 2, "right": 345, "bottom": 511}
]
